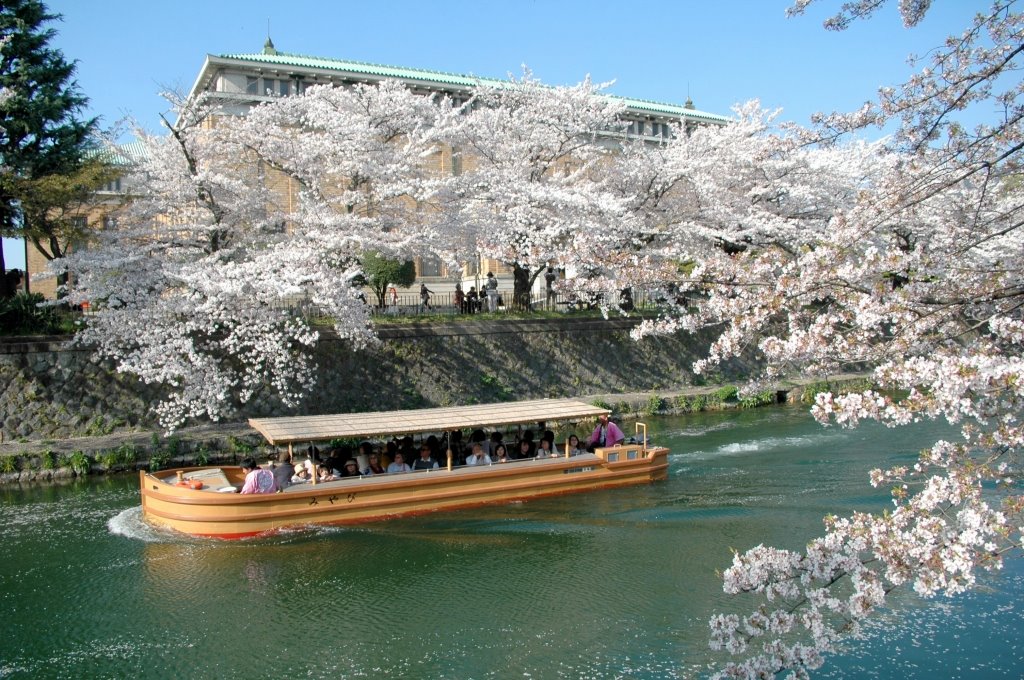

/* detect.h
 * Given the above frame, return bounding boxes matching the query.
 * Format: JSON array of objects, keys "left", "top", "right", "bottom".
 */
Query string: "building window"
[
  {"left": 102, "top": 215, "right": 117, "bottom": 230},
  {"left": 246, "top": 76, "right": 259, "bottom": 95},
  {"left": 103, "top": 177, "right": 121, "bottom": 192},
  {"left": 279, "top": 80, "right": 290, "bottom": 96}
]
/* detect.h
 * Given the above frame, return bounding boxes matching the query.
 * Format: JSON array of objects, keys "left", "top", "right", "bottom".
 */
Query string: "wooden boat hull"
[{"left": 140, "top": 446, "right": 669, "bottom": 539}]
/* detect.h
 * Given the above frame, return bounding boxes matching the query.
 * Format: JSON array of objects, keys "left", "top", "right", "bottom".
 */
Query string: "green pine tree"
[{"left": 0, "top": 0, "right": 97, "bottom": 297}]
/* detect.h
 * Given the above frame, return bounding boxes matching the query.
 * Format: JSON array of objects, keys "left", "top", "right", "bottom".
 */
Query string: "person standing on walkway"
[
  {"left": 455, "top": 282, "right": 466, "bottom": 313},
  {"left": 420, "top": 283, "right": 433, "bottom": 311},
  {"left": 484, "top": 272, "right": 498, "bottom": 312},
  {"left": 544, "top": 266, "right": 557, "bottom": 309}
]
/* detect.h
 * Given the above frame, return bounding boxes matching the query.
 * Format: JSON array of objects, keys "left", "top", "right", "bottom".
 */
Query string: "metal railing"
[
  {"left": 29, "top": 288, "right": 681, "bottom": 332},
  {"left": 360, "top": 288, "right": 661, "bottom": 318}
]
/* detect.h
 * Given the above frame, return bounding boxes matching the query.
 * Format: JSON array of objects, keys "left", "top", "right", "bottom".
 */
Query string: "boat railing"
[
  {"left": 592, "top": 444, "right": 648, "bottom": 463},
  {"left": 591, "top": 422, "right": 651, "bottom": 463}
]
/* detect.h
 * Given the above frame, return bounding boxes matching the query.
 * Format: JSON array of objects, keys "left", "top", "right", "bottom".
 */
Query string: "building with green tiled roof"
[{"left": 187, "top": 38, "right": 729, "bottom": 138}]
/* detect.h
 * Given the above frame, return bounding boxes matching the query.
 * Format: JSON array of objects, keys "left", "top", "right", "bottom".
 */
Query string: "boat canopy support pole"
[
  {"left": 309, "top": 441, "right": 317, "bottom": 486},
  {"left": 446, "top": 430, "right": 453, "bottom": 472}
]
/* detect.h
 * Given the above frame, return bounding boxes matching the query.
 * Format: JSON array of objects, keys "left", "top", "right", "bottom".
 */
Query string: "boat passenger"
[
  {"left": 341, "top": 460, "right": 361, "bottom": 478},
  {"left": 362, "top": 453, "right": 385, "bottom": 476},
  {"left": 272, "top": 450, "right": 294, "bottom": 489},
  {"left": 516, "top": 440, "right": 533, "bottom": 460},
  {"left": 493, "top": 444, "right": 510, "bottom": 463},
  {"left": 519, "top": 430, "right": 535, "bottom": 458},
  {"left": 535, "top": 439, "right": 557, "bottom": 458},
  {"left": 387, "top": 452, "right": 411, "bottom": 474},
  {"left": 587, "top": 414, "right": 625, "bottom": 451},
  {"left": 469, "top": 429, "right": 488, "bottom": 455},
  {"left": 290, "top": 467, "right": 310, "bottom": 484},
  {"left": 411, "top": 446, "right": 439, "bottom": 471},
  {"left": 466, "top": 444, "right": 491, "bottom": 466},
  {"left": 487, "top": 430, "right": 503, "bottom": 455},
  {"left": 567, "top": 434, "right": 584, "bottom": 456},
  {"left": 323, "top": 447, "right": 346, "bottom": 476},
  {"left": 317, "top": 464, "right": 338, "bottom": 482},
  {"left": 382, "top": 440, "right": 398, "bottom": 468},
  {"left": 240, "top": 458, "right": 278, "bottom": 494}
]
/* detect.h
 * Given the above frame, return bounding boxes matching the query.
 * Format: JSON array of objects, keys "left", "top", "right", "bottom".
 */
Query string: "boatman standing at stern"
[
  {"left": 239, "top": 458, "right": 278, "bottom": 494},
  {"left": 587, "top": 414, "right": 625, "bottom": 452}
]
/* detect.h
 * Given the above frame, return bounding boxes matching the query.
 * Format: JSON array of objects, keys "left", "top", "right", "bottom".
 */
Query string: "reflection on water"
[{"left": 0, "top": 406, "right": 1021, "bottom": 678}]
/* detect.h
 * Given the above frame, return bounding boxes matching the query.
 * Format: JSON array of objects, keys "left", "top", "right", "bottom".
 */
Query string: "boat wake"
[
  {"left": 672, "top": 432, "right": 847, "bottom": 461},
  {"left": 107, "top": 506, "right": 181, "bottom": 543},
  {"left": 107, "top": 506, "right": 367, "bottom": 544},
  {"left": 656, "top": 421, "right": 737, "bottom": 440}
]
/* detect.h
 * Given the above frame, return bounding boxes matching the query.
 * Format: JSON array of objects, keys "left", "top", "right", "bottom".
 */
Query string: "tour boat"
[{"left": 139, "top": 399, "right": 670, "bottom": 538}]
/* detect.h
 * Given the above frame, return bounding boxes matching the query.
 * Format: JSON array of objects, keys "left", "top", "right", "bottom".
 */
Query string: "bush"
[
  {"left": 675, "top": 394, "right": 709, "bottom": 412},
  {"left": 739, "top": 390, "right": 776, "bottom": 409},
  {"left": 39, "top": 450, "right": 56, "bottom": 470},
  {"left": 227, "top": 435, "right": 256, "bottom": 454},
  {"left": 644, "top": 394, "right": 666, "bottom": 416},
  {"left": 98, "top": 444, "right": 137, "bottom": 470},
  {"left": 64, "top": 450, "right": 90, "bottom": 475},
  {"left": 149, "top": 451, "right": 171, "bottom": 471},
  {"left": 0, "top": 292, "right": 66, "bottom": 336},
  {"left": 192, "top": 448, "right": 210, "bottom": 466},
  {"left": 714, "top": 385, "right": 739, "bottom": 402}
]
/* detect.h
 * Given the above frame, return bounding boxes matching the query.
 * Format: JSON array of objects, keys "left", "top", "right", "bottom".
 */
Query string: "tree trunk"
[
  {"left": 512, "top": 264, "right": 532, "bottom": 311},
  {"left": 512, "top": 264, "right": 549, "bottom": 312}
]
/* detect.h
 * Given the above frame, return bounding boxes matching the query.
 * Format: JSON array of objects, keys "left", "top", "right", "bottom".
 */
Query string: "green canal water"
[{"left": 2, "top": 406, "right": 1022, "bottom": 679}]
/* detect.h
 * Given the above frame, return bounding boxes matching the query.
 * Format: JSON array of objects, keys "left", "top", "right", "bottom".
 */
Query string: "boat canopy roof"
[{"left": 248, "top": 399, "right": 610, "bottom": 445}]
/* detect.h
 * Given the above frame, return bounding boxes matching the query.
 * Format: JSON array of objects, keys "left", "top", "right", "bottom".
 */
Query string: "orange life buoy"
[{"left": 188, "top": 479, "right": 204, "bottom": 490}]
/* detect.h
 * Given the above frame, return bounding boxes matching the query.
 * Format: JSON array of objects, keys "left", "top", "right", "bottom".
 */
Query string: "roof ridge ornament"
[{"left": 263, "top": 35, "right": 277, "bottom": 56}]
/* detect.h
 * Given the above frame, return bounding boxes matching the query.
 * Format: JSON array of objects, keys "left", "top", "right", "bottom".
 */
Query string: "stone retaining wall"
[{"left": 0, "top": 317, "right": 752, "bottom": 443}]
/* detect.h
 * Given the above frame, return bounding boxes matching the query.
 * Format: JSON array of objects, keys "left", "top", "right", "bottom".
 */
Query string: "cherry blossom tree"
[
  {"left": 442, "top": 71, "right": 635, "bottom": 308},
  {"left": 595, "top": 1, "right": 1024, "bottom": 676},
  {"left": 57, "top": 82, "right": 444, "bottom": 430}
]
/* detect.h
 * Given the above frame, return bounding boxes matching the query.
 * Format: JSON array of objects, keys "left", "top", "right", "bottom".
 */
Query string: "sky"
[{"left": 2, "top": 0, "right": 989, "bottom": 270}]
